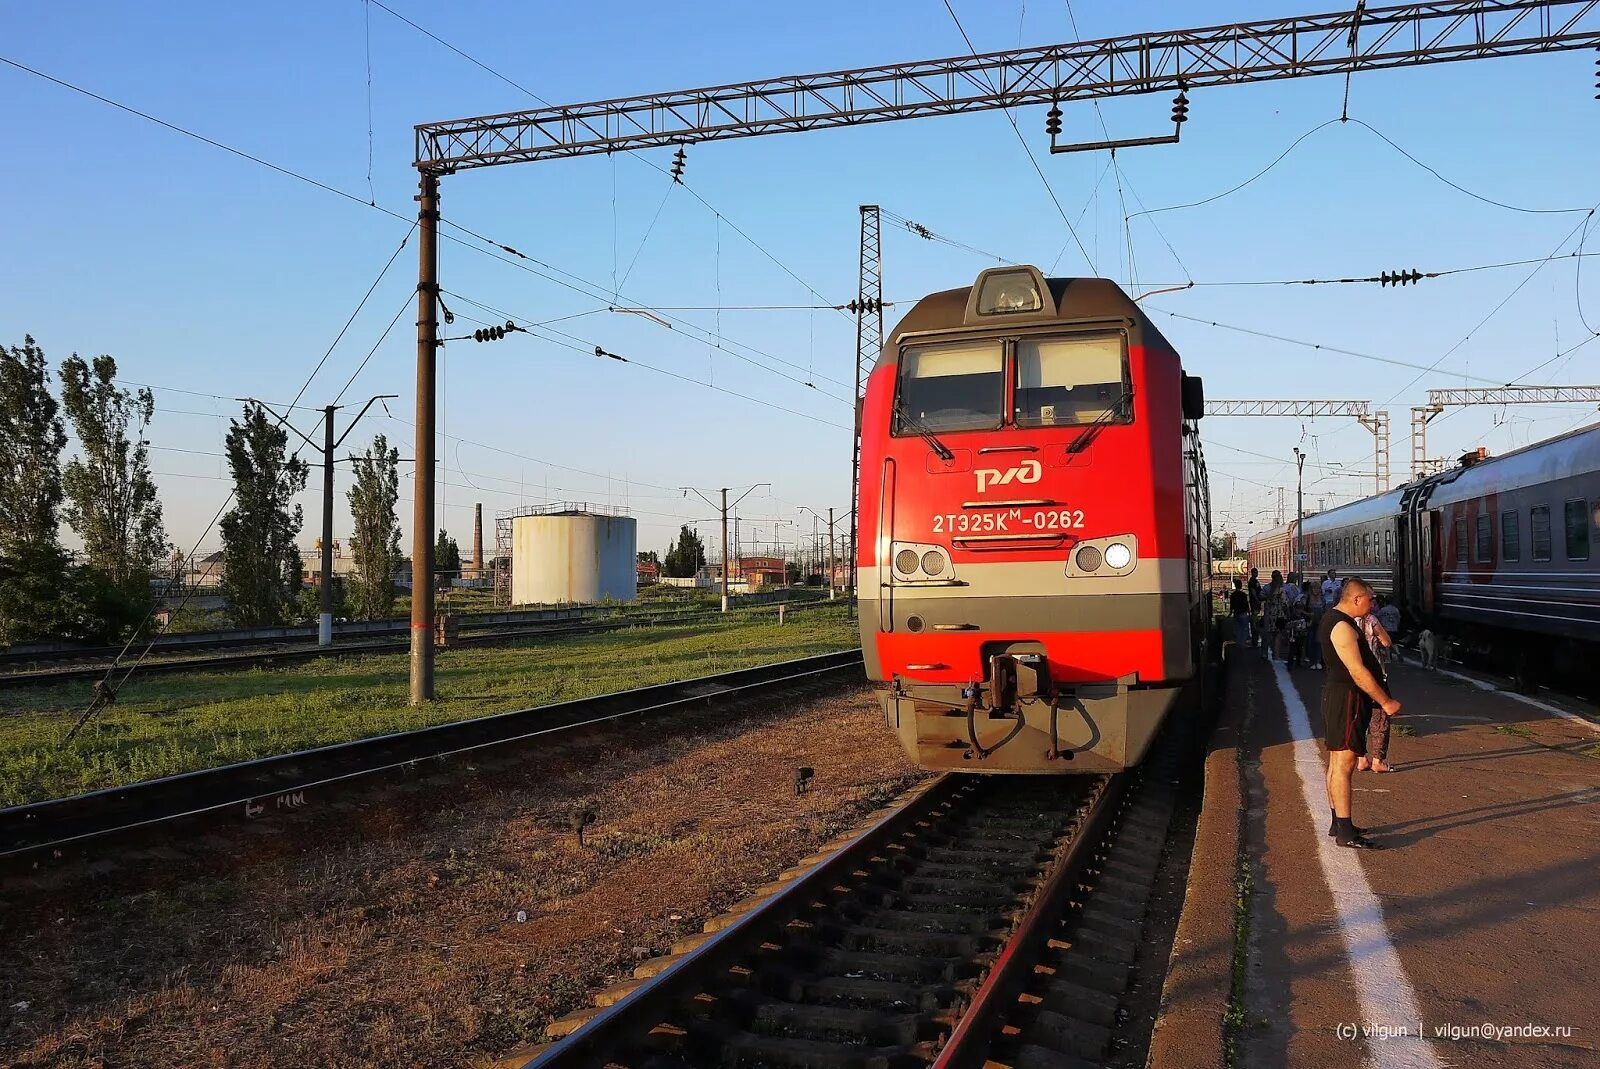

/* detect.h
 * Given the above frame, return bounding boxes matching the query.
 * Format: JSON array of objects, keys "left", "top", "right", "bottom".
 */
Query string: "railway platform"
[{"left": 1149, "top": 642, "right": 1600, "bottom": 1069}]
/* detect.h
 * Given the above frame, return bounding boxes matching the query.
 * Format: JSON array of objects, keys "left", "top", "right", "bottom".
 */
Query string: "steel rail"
[
  {"left": 521, "top": 773, "right": 967, "bottom": 1069},
  {"left": 930, "top": 773, "right": 1126, "bottom": 1069},
  {"left": 0, "top": 602, "right": 758, "bottom": 668},
  {"left": 0, "top": 649, "right": 863, "bottom": 860},
  {"left": 524, "top": 772, "right": 1127, "bottom": 1069}
]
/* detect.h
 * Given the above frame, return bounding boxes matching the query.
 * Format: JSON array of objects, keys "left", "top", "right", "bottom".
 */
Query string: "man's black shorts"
[{"left": 1323, "top": 689, "right": 1371, "bottom": 755}]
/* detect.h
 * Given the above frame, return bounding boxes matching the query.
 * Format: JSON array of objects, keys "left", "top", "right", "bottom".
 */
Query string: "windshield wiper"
[
  {"left": 1066, "top": 389, "right": 1133, "bottom": 455},
  {"left": 895, "top": 401, "right": 956, "bottom": 461}
]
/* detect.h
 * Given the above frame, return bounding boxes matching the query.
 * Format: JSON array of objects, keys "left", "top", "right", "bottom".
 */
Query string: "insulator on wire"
[
  {"left": 1380, "top": 269, "right": 1423, "bottom": 287},
  {"left": 1171, "top": 82, "right": 1190, "bottom": 126},
  {"left": 670, "top": 145, "right": 687, "bottom": 183},
  {"left": 1045, "top": 104, "right": 1062, "bottom": 137},
  {"left": 472, "top": 322, "right": 516, "bottom": 342}
]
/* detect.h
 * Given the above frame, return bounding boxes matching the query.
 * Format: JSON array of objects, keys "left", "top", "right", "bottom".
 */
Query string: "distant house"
[
  {"left": 300, "top": 541, "right": 359, "bottom": 587},
  {"left": 731, "top": 554, "right": 788, "bottom": 590},
  {"left": 637, "top": 558, "right": 661, "bottom": 585}
]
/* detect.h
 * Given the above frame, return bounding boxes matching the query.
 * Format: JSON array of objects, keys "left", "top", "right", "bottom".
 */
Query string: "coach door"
[{"left": 1420, "top": 509, "right": 1441, "bottom": 615}]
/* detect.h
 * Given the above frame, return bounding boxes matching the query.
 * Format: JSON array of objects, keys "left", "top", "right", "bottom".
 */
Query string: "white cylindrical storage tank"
[{"left": 511, "top": 511, "right": 637, "bottom": 605}]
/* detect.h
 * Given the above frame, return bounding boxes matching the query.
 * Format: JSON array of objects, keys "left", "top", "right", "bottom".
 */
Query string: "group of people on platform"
[
  {"left": 1225, "top": 567, "right": 1410, "bottom": 848},
  {"left": 1226, "top": 567, "right": 1405, "bottom": 789}
]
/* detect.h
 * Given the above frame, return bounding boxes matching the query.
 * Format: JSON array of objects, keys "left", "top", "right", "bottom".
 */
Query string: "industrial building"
[{"left": 504, "top": 504, "right": 637, "bottom": 606}]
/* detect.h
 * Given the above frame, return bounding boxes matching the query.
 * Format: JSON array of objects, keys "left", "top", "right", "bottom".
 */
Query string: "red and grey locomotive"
[{"left": 855, "top": 266, "right": 1211, "bottom": 773}]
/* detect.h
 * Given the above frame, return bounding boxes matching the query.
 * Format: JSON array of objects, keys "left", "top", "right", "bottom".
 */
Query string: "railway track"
[
  {"left": 523, "top": 712, "right": 1196, "bottom": 1069},
  {"left": 0, "top": 602, "right": 821, "bottom": 686},
  {"left": 0, "top": 649, "right": 862, "bottom": 863}
]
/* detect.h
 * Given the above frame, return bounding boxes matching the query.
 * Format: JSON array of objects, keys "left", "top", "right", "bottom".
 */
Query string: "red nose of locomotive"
[{"left": 856, "top": 268, "right": 1208, "bottom": 774}]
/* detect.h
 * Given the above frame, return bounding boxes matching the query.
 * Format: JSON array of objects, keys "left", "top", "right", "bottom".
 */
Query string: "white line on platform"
[
  {"left": 1271, "top": 662, "right": 1445, "bottom": 1069},
  {"left": 1434, "top": 668, "right": 1600, "bottom": 737}
]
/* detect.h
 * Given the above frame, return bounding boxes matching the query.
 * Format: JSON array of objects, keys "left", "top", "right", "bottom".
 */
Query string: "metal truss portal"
[
  {"left": 415, "top": 2, "right": 1600, "bottom": 171},
  {"left": 1207, "top": 400, "right": 1391, "bottom": 493},
  {"left": 1206, "top": 400, "right": 1373, "bottom": 418},
  {"left": 1427, "top": 385, "right": 1600, "bottom": 405},
  {"left": 1410, "top": 384, "right": 1600, "bottom": 476}
]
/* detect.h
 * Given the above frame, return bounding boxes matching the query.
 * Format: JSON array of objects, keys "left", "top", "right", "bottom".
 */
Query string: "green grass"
[{"left": 0, "top": 604, "right": 860, "bottom": 807}]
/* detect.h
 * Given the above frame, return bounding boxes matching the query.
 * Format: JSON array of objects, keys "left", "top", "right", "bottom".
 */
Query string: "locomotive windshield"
[
  {"left": 1014, "top": 333, "right": 1128, "bottom": 427},
  {"left": 895, "top": 340, "right": 1005, "bottom": 432}
]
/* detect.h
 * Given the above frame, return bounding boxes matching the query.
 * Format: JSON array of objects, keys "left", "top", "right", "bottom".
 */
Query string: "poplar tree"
[
  {"left": 0, "top": 336, "right": 66, "bottom": 554},
  {"left": 663, "top": 526, "right": 706, "bottom": 578},
  {"left": 346, "top": 433, "right": 401, "bottom": 619},
  {"left": 219, "top": 404, "right": 309, "bottom": 627},
  {"left": 435, "top": 529, "right": 461, "bottom": 580},
  {"left": 59, "top": 354, "right": 168, "bottom": 590}
]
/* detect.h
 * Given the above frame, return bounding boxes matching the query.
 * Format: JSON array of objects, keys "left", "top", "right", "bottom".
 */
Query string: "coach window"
[
  {"left": 1501, "top": 510, "right": 1520, "bottom": 562},
  {"left": 1565, "top": 499, "right": 1590, "bottom": 561},
  {"left": 1475, "top": 515, "right": 1492, "bottom": 563},
  {"left": 1454, "top": 519, "right": 1468, "bottom": 565},
  {"left": 896, "top": 340, "right": 1004, "bottom": 433},
  {"left": 1531, "top": 506, "right": 1552, "bottom": 562},
  {"left": 1013, "top": 333, "right": 1129, "bottom": 427},
  {"left": 1385, "top": 529, "right": 1393, "bottom": 563}
]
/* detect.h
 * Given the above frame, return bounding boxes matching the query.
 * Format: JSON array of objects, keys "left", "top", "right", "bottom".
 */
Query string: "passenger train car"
[
  {"left": 1248, "top": 422, "right": 1600, "bottom": 682},
  {"left": 856, "top": 266, "right": 1211, "bottom": 773}
]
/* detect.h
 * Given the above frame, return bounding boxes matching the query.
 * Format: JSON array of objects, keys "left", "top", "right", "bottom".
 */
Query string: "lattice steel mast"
[{"left": 848, "top": 206, "right": 883, "bottom": 615}]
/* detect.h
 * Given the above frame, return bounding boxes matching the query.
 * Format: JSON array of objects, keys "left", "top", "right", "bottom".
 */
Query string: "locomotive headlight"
[
  {"left": 895, "top": 548, "right": 920, "bottom": 574},
  {"left": 1104, "top": 542, "right": 1132, "bottom": 570},
  {"left": 921, "top": 550, "right": 946, "bottom": 576},
  {"left": 974, "top": 267, "right": 1045, "bottom": 315}
]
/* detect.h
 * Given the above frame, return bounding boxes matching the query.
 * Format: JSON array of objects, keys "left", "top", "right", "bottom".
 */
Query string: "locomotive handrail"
[
  {"left": 961, "top": 498, "right": 1056, "bottom": 508},
  {"left": 953, "top": 532, "right": 1072, "bottom": 544}
]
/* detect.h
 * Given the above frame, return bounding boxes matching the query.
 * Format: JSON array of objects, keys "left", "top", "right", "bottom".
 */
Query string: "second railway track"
[
  {"left": 0, "top": 649, "right": 862, "bottom": 863},
  {"left": 0, "top": 602, "right": 825, "bottom": 686}
]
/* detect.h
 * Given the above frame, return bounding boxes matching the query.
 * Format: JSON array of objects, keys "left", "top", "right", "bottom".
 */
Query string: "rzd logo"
[{"left": 975, "top": 459, "right": 1042, "bottom": 493}]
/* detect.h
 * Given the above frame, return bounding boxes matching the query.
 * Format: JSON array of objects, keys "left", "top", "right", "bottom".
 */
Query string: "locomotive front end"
[{"left": 857, "top": 267, "right": 1208, "bottom": 773}]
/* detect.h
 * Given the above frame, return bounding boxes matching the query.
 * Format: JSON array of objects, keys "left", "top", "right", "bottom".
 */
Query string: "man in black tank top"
[{"left": 1318, "top": 577, "right": 1402, "bottom": 849}]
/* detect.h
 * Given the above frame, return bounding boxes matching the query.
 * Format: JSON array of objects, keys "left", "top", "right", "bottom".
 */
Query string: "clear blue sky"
[{"left": 4, "top": 1, "right": 1597, "bottom": 560}]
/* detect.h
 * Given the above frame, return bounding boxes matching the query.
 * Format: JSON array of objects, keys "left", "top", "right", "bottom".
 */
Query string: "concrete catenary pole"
[
  {"left": 828, "top": 508, "right": 837, "bottom": 601},
  {"left": 410, "top": 171, "right": 440, "bottom": 703},
  {"left": 320, "top": 405, "right": 336, "bottom": 646},
  {"left": 719, "top": 487, "right": 730, "bottom": 613}
]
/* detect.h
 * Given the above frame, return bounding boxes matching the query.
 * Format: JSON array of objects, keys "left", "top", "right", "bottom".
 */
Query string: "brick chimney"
[{"left": 471, "top": 502, "right": 484, "bottom": 579}]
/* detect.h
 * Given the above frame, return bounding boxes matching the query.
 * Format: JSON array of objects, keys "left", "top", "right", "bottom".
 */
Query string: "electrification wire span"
[
  {"left": 939, "top": 0, "right": 1097, "bottom": 273},
  {"left": 442, "top": 290, "right": 853, "bottom": 431},
  {"left": 0, "top": 50, "right": 859, "bottom": 401},
  {"left": 1132, "top": 117, "right": 1592, "bottom": 222},
  {"left": 368, "top": 0, "right": 855, "bottom": 326}
]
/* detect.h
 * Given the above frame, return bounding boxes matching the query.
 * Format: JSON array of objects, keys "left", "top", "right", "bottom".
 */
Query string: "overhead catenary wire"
[
  {"left": 368, "top": 0, "right": 856, "bottom": 326},
  {"left": 1133, "top": 116, "right": 1592, "bottom": 222},
  {"left": 938, "top": 0, "right": 1097, "bottom": 273},
  {"left": 0, "top": 51, "right": 859, "bottom": 399},
  {"left": 441, "top": 291, "right": 852, "bottom": 429}
]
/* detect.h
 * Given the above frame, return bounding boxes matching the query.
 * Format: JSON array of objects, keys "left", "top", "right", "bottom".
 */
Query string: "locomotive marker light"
[{"left": 1104, "top": 542, "right": 1133, "bottom": 570}]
